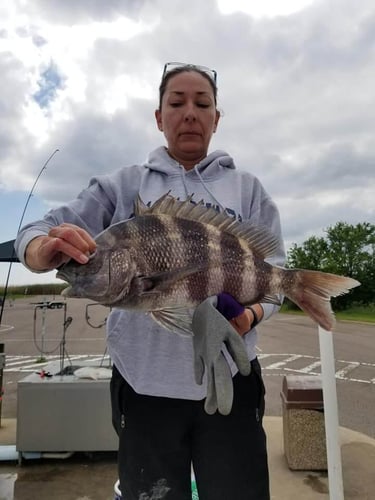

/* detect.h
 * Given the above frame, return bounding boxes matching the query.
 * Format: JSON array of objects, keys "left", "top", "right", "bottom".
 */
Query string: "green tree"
[
  {"left": 287, "top": 222, "right": 375, "bottom": 309},
  {"left": 325, "top": 222, "right": 374, "bottom": 275},
  {"left": 288, "top": 236, "right": 329, "bottom": 270}
]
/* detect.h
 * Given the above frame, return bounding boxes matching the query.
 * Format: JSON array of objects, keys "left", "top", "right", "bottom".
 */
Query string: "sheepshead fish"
[{"left": 56, "top": 193, "right": 360, "bottom": 333}]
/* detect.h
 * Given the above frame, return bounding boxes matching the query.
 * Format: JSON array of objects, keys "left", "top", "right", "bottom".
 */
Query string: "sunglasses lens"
[{"left": 163, "top": 62, "right": 217, "bottom": 83}]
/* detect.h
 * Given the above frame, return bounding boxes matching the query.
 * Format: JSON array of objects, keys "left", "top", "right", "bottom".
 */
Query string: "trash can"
[{"left": 280, "top": 375, "right": 327, "bottom": 470}]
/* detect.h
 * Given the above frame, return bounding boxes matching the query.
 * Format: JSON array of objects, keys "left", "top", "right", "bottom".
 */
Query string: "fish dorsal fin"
[
  {"left": 137, "top": 193, "right": 279, "bottom": 259},
  {"left": 134, "top": 195, "right": 149, "bottom": 216}
]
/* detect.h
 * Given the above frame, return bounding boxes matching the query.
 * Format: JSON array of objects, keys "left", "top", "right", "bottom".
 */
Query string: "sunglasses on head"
[{"left": 162, "top": 62, "right": 217, "bottom": 84}]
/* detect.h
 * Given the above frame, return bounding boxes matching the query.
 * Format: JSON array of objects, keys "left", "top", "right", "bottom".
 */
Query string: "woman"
[{"left": 16, "top": 62, "right": 285, "bottom": 500}]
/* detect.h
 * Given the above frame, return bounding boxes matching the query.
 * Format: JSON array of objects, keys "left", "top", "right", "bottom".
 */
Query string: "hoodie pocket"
[
  {"left": 251, "top": 358, "right": 266, "bottom": 422},
  {"left": 110, "top": 364, "right": 128, "bottom": 435}
]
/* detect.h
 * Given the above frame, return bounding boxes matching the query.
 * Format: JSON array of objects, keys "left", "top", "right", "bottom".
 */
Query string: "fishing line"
[{"left": 0, "top": 148, "right": 60, "bottom": 325}]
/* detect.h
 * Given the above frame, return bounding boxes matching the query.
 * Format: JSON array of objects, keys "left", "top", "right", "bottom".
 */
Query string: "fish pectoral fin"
[
  {"left": 150, "top": 307, "right": 194, "bottom": 337},
  {"left": 136, "top": 264, "right": 208, "bottom": 294}
]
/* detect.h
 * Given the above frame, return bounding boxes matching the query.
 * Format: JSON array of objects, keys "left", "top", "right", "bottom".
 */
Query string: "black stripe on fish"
[
  {"left": 140, "top": 215, "right": 174, "bottom": 273},
  {"left": 220, "top": 230, "right": 246, "bottom": 299},
  {"left": 175, "top": 217, "right": 210, "bottom": 303}
]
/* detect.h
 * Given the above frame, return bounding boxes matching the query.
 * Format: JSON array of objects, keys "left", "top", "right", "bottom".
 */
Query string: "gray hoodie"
[{"left": 15, "top": 146, "right": 285, "bottom": 400}]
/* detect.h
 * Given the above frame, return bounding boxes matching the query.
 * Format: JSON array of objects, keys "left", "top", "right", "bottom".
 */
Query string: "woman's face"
[{"left": 155, "top": 71, "right": 220, "bottom": 169}]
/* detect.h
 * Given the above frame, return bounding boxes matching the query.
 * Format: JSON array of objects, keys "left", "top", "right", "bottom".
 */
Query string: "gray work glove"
[{"left": 192, "top": 296, "right": 251, "bottom": 415}]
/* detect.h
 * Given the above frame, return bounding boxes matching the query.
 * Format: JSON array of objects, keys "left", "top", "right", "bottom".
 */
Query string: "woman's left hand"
[
  {"left": 216, "top": 293, "right": 263, "bottom": 336},
  {"left": 229, "top": 309, "right": 253, "bottom": 336}
]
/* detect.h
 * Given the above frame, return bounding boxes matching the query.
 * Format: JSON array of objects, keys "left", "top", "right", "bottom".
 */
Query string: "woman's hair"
[{"left": 158, "top": 65, "right": 218, "bottom": 110}]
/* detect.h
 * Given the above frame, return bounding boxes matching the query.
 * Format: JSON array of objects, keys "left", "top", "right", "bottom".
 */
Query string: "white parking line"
[
  {"left": 0, "top": 324, "right": 14, "bottom": 332},
  {"left": 284, "top": 367, "right": 321, "bottom": 374},
  {"left": 335, "top": 362, "right": 360, "bottom": 379},
  {"left": 3, "top": 353, "right": 375, "bottom": 385},
  {"left": 4, "top": 354, "right": 111, "bottom": 373},
  {"left": 259, "top": 353, "right": 375, "bottom": 385},
  {"left": 294, "top": 360, "right": 322, "bottom": 373},
  {"left": 5, "top": 355, "right": 59, "bottom": 367},
  {"left": 262, "top": 354, "right": 304, "bottom": 370}
]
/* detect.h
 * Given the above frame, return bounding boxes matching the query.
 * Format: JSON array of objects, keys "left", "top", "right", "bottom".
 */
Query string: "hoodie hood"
[
  {"left": 144, "top": 146, "right": 235, "bottom": 179},
  {"left": 142, "top": 146, "right": 236, "bottom": 210}
]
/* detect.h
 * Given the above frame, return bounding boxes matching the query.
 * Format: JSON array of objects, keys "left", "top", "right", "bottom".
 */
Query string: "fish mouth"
[
  {"left": 61, "top": 285, "right": 72, "bottom": 297},
  {"left": 56, "top": 269, "right": 74, "bottom": 296},
  {"left": 56, "top": 269, "right": 70, "bottom": 283}
]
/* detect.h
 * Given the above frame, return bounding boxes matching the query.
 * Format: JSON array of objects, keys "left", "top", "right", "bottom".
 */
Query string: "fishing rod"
[{"left": 0, "top": 148, "right": 59, "bottom": 325}]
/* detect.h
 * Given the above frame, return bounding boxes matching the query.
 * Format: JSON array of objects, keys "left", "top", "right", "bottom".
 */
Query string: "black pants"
[{"left": 110, "top": 359, "right": 269, "bottom": 500}]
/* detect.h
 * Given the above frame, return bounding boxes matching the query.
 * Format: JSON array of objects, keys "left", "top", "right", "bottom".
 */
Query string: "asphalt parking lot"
[
  {"left": 3, "top": 296, "right": 374, "bottom": 438},
  {"left": 0, "top": 297, "right": 374, "bottom": 499}
]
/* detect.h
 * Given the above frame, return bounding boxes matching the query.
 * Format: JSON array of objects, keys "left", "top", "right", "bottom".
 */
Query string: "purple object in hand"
[{"left": 216, "top": 292, "right": 245, "bottom": 320}]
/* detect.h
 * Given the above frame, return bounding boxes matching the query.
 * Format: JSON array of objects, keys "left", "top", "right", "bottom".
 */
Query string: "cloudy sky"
[{"left": 1, "top": 0, "right": 374, "bottom": 286}]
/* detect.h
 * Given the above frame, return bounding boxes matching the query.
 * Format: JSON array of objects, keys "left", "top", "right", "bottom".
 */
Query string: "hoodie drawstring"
[
  {"left": 180, "top": 166, "right": 190, "bottom": 199},
  {"left": 193, "top": 164, "right": 227, "bottom": 213}
]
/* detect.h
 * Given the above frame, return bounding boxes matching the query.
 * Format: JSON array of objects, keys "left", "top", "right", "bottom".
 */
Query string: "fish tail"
[{"left": 285, "top": 270, "right": 360, "bottom": 331}]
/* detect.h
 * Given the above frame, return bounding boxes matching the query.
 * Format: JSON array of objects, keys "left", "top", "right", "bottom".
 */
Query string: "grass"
[
  {"left": 0, "top": 283, "right": 66, "bottom": 297},
  {"left": 334, "top": 307, "right": 375, "bottom": 323},
  {"left": 281, "top": 304, "right": 375, "bottom": 324}
]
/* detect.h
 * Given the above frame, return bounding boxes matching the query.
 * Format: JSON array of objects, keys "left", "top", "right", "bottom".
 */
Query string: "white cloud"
[
  {"left": 218, "top": 0, "right": 315, "bottom": 18},
  {"left": 0, "top": 0, "right": 374, "bottom": 285}
]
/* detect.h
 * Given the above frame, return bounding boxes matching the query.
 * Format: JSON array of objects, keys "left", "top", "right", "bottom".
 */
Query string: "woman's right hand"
[{"left": 25, "top": 223, "right": 97, "bottom": 271}]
